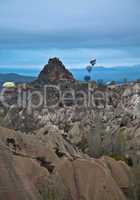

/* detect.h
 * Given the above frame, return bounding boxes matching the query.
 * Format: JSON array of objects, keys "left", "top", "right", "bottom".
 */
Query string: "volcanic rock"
[
  {"left": 34, "top": 57, "right": 75, "bottom": 85},
  {"left": 0, "top": 127, "right": 137, "bottom": 200}
]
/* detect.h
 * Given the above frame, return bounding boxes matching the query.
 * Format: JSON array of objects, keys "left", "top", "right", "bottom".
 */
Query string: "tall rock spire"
[{"left": 35, "top": 57, "right": 75, "bottom": 85}]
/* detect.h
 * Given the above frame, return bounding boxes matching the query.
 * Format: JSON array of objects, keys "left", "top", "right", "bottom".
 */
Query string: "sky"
[{"left": 0, "top": 0, "right": 140, "bottom": 72}]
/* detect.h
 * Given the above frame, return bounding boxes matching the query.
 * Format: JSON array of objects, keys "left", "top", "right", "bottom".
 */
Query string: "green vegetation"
[
  {"left": 111, "top": 154, "right": 133, "bottom": 167},
  {"left": 39, "top": 187, "right": 59, "bottom": 200},
  {"left": 111, "top": 154, "right": 128, "bottom": 162},
  {"left": 39, "top": 183, "right": 70, "bottom": 200}
]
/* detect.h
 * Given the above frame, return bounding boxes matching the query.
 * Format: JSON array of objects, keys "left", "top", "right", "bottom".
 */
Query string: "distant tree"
[
  {"left": 123, "top": 78, "right": 128, "bottom": 84},
  {"left": 110, "top": 81, "right": 116, "bottom": 85},
  {"left": 136, "top": 79, "right": 140, "bottom": 83},
  {"left": 84, "top": 75, "right": 91, "bottom": 82},
  {"left": 97, "top": 79, "right": 105, "bottom": 87}
]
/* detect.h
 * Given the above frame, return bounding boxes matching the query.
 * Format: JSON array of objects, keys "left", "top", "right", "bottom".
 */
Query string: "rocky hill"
[
  {"left": 0, "top": 127, "right": 136, "bottom": 200},
  {"left": 0, "top": 73, "right": 35, "bottom": 87},
  {"left": 0, "top": 58, "right": 140, "bottom": 199},
  {"left": 34, "top": 57, "right": 75, "bottom": 85}
]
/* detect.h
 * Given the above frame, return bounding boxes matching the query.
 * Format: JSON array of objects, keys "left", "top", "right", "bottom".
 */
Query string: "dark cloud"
[
  {"left": 0, "top": 28, "right": 140, "bottom": 50},
  {"left": 0, "top": 0, "right": 140, "bottom": 67}
]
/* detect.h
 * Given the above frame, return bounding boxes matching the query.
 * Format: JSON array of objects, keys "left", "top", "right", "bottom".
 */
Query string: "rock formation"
[
  {"left": 34, "top": 57, "right": 75, "bottom": 85},
  {"left": 0, "top": 58, "right": 140, "bottom": 199},
  {"left": 0, "top": 127, "right": 136, "bottom": 200}
]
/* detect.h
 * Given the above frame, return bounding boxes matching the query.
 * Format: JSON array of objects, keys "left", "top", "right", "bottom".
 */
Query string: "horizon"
[
  {"left": 0, "top": 63, "right": 140, "bottom": 77},
  {"left": 1, "top": 64, "right": 140, "bottom": 83}
]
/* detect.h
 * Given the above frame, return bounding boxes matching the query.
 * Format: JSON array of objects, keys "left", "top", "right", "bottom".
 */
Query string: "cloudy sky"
[{"left": 0, "top": 0, "right": 140, "bottom": 71}]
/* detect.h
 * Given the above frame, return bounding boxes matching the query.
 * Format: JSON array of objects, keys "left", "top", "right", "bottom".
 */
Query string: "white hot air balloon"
[
  {"left": 84, "top": 58, "right": 96, "bottom": 82},
  {"left": 90, "top": 58, "right": 96, "bottom": 66}
]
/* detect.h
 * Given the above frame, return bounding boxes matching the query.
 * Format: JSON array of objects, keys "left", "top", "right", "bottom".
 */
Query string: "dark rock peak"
[
  {"left": 36, "top": 57, "right": 75, "bottom": 85},
  {"left": 48, "top": 57, "right": 64, "bottom": 66}
]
